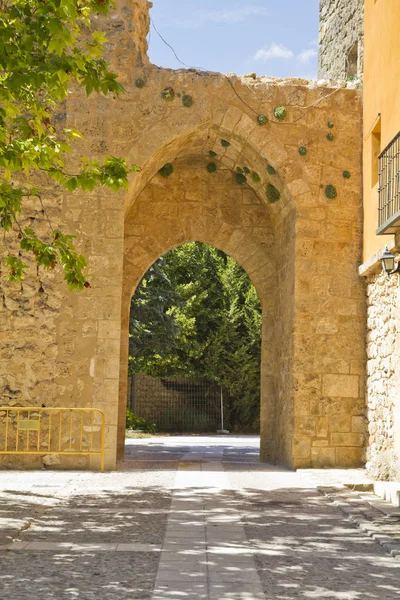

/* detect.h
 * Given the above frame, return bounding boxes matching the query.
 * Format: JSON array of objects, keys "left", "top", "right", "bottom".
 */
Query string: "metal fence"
[
  {"left": 129, "top": 374, "right": 223, "bottom": 433},
  {"left": 0, "top": 407, "right": 105, "bottom": 471},
  {"left": 378, "top": 130, "right": 400, "bottom": 233}
]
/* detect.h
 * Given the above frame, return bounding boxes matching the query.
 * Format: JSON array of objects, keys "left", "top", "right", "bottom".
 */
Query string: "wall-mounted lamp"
[{"left": 381, "top": 247, "right": 400, "bottom": 275}]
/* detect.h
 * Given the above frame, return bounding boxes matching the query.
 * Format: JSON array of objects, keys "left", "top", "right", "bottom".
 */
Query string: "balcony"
[{"left": 377, "top": 131, "right": 400, "bottom": 235}]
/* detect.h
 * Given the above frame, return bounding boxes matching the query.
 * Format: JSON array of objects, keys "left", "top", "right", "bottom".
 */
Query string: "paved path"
[{"left": 1, "top": 435, "right": 400, "bottom": 599}]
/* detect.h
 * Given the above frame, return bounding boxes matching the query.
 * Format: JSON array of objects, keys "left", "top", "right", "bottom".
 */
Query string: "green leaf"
[{"left": 4, "top": 256, "right": 27, "bottom": 282}]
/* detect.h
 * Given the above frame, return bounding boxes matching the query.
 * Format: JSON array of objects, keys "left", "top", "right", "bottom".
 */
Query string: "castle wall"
[
  {"left": 319, "top": 0, "right": 364, "bottom": 81},
  {"left": 0, "top": 0, "right": 365, "bottom": 470}
]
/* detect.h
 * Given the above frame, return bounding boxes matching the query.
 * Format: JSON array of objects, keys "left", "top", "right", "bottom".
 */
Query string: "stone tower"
[{"left": 318, "top": 0, "right": 364, "bottom": 80}]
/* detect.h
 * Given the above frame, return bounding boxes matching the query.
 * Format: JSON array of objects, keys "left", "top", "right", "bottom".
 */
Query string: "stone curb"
[{"left": 317, "top": 485, "right": 400, "bottom": 559}]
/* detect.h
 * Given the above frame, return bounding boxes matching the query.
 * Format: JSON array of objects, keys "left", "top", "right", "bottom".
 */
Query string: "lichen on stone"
[
  {"left": 328, "top": 121, "right": 334, "bottom": 128},
  {"left": 235, "top": 173, "right": 247, "bottom": 185},
  {"left": 325, "top": 184, "right": 337, "bottom": 199},
  {"left": 298, "top": 146, "right": 307, "bottom": 156},
  {"left": 267, "top": 164, "right": 276, "bottom": 176},
  {"left": 221, "top": 139, "right": 230, "bottom": 148},
  {"left": 161, "top": 87, "right": 175, "bottom": 102},
  {"left": 326, "top": 133, "right": 334, "bottom": 141},
  {"left": 209, "top": 150, "right": 217, "bottom": 158},
  {"left": 207, "top": 162, "right": 217, "bottom": 173},
  {"left": 343, "top": 170, "right": 351, "bottom": 179},
  {"left": 257, "top": 114, "right": 269, "bottom": 126},
  {"left": 274, "top": 106, "right": 287, "bottom": 121},
  {"left": 158, "top": 163, "right": 174, "bottom": 178},
  {"left": 135, "top": 78, "right": 146, "bottom": 89},
  {"left": 266, "top": 183, "right": 280, "bottom": 203},
  {"left": 182, "top": 94, "right": 193, "bottom": 107}
]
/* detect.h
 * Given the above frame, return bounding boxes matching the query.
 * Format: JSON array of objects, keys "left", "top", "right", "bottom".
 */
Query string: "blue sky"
[{"left": 148, "top": 1, "right": 319, "bottom": 79}]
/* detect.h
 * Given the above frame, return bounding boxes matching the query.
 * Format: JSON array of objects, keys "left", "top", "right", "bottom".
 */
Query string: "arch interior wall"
[{"left": 120, "top": 159, "right": 294, "bottom": 466}]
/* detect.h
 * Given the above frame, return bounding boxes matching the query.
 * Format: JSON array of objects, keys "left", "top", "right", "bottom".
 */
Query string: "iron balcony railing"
[{"left": 377, "top": 131, "right": 400, "bottom": 234}]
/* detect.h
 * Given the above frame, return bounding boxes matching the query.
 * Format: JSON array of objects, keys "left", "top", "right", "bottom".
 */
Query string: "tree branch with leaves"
[{"left": 0, "top": 0, "right": 139, "bottom": 289}]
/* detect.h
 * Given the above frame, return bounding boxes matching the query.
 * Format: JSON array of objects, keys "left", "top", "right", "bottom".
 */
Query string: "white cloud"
[
  {"left": 255, "top": 43, "right": 294, "bottom": 61},
  {"left": 297, "top": 49, "right": 318, "bottom": 64}
]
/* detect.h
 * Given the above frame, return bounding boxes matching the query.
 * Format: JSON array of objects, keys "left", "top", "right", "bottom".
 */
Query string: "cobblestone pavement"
[{"left": 1, "top": 436, "right": 400, "bottom": 599}]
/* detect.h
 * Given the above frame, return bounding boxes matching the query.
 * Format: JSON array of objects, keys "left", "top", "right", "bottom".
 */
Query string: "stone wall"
[
  {"left": 366, "top": 268, "right": 400, "bottom": 480},
  {"left": 268, "top": 211, "right": 295, "bottom": 465},
  {"left": 319, "top": 0, "right": 364, "bottom": 80},
  {"left": 0, "top": 0, "right": 366, "bottom": 470}
]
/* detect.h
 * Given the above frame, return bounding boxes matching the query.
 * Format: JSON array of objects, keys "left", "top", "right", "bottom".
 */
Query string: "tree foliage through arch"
[{"left": 129, "top": 242, "right": 262, "bottom": 432}]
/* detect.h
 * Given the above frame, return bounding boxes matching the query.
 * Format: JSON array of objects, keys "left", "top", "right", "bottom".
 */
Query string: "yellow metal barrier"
[{"left": 0, "top": 407, "right": 105, "bottom": 471}]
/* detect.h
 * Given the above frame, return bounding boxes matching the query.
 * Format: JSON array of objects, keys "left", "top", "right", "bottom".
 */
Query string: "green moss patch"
[
  {"left": 182, "top": 94, "right": 193, "bottom": 107},
  {"left": 158, "top": 163, "right": 174, "bottom": 178},
  {"left": 325, "top": 184, "right": 337, "bottom": 199},
  {"left": 257, "top": 114, "right": 269, "bottom": 126},
  {"left": 274, "top": 106, "right": 287, "bottom": 121},
  {"left": 235, "top": 173, "right": 247, "bottom": 185},
  {"left": 161, "top": 87, "right": 175, "bottom": 102},
  {"left": 266, "top": 183, "right": 280, "bottom": 203}
]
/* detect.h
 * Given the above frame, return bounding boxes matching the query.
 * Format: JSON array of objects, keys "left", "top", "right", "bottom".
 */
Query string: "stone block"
[
  {"left": 103, "top": 358, "right": 121, "bottom": 379},
  {"left": 98, "top": 320, "right": 121, "bottom": 340},
  {"left": 322, "top": 374, "right": 360, "bottom": 398},
  {"left": 316, "top": 416, "right": 329, "bottom": 437},
  {"left": 329, "top": 413, "right": 352, "bottom": 433},
  {"left": 297, "top": 417, "right": 316, "bottom": 436},
  {"left": 312, "top": 439, "right": 329, "bottom": 447},
  {"left": 335, "top": 447, "right": 365, "bottom": 468},
  {"left": 311, "top": 447, "right": 336, "bottom": 467},
  {"left": 331, "top": 433, "right": 365, "bottom": 446},
  {"left": 293, "top": 437, "right": 311, "bottom": 459}
]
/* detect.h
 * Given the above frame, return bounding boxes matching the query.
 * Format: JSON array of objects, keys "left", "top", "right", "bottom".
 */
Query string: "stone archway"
[
  {"left": 112, "top": 87, "right": 365, "bottom": 470},
  {"left": 117, "top": 131, "right": 297, "bottom": 466}
]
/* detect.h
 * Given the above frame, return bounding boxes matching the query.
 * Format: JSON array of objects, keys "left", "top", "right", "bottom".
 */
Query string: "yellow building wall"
[{"left": 363, "top": 0, "right": 400, "bottom": 261}]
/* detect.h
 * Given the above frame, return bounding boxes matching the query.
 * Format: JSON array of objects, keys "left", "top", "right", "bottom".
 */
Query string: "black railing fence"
[
  {"left": 378, "top": 131, "right": 400, "bottom": 233},
  {"left": 128, "top": 374, "right": 223, "bottom": 433}
]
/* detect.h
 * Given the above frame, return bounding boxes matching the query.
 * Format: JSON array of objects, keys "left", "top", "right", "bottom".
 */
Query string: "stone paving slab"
[{"left": 9, "top": 541, "right": 162, "bottom": 552}]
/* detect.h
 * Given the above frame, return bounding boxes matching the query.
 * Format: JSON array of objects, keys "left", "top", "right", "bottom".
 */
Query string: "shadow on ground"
[{"left": 0, "top": 437, "right": 399, "bottom": 599}]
